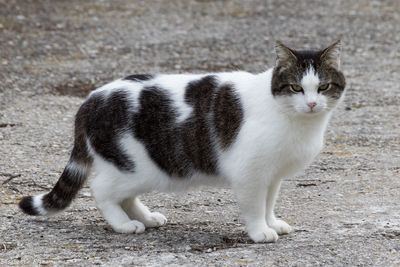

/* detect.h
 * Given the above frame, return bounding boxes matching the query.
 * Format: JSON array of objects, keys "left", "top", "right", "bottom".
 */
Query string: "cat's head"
[{"left": 271, "top": 40, "right": 346, "bottom": 116}]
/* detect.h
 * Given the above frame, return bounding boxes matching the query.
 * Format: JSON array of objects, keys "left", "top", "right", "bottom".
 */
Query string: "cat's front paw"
[
  {"left": 268, "top": 219, "right": 292, "bottom": 235},
  {"left": 113, "top": 220, "right": 146, "bottom": 234},
  {"left": 248, "top": 227, "right": 279, "bottom": 243},
  {"left": 143, "top": 212, "right": 167, "bottom": 228}
]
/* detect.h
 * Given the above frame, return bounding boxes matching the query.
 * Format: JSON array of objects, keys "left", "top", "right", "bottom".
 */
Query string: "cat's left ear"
[{"left": 320, "top": 40, "right": 341, "bottom": 69}]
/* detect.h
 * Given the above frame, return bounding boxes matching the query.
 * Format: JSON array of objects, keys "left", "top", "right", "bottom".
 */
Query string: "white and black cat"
[{"left": 19, "top": 41, "right": 345, "bottom": 243}]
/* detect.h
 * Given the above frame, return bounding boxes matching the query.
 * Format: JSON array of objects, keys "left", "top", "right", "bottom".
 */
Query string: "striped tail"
[{"left": 19, "top": 104, "right": 92, "bottom": 216}]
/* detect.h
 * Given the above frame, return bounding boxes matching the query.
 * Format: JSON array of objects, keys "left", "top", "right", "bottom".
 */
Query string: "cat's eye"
[
  {"left": 290, "top": 84, "right": 303, "bottom": 93},
  {"left": 318, "top": 83, "right": 331, "bottom": 92}
]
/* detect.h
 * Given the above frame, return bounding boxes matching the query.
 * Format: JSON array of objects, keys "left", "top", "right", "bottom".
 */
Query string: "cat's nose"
[{"left": 307, "top": 102, "right": 317, "bottom": 109}]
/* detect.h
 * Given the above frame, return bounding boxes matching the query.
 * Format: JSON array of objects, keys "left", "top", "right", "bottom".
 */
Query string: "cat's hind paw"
[
  {"left": 269, "top": 219, "right": 292, "bottom": 235},
  {"left": 113, "top": 220, "right": 146, "bottom": 234},
  {"left": 142, "top": 212, "right": 167, "bottom": 228},
  {"left": 248, "top": 227, "right": 279, "bottom": 243}
]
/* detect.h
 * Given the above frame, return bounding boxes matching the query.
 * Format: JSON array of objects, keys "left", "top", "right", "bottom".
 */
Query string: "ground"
[{"left": 1, "top": 0, "right": 400, "bottom": 266}]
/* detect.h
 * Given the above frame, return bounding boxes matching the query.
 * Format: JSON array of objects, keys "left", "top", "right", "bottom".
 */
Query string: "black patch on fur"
[
  {"left": 293, "top": 50, "right": 322, "bottom": 70},
  {"left": 86, "top": 91, "right": 135, "bottom": 172},
  {"left": 213, "top": 84, "right": 243, "bottom": 149},
  {"left": 318, "top": 69, "right": 346, "bottom": 99},
  {"left": 132, "top": 76, "right": 222, "bottom": 177},
  {"left": 181, "top": 76, "right": 219, "bottom": 173},
  {"left": 132, "top": 87, "right": 190, "bottom": 176},
  {"left": 271, "top": 48, "right": 345, "bottom": 98},
  {"left": 70, "top": 103, "right": 94, "bottom": 164},
  {"left": 19, "top": 196, "right": 38, "bottom": 215},
  {"left": 123, "top": 74, "right": 153, "bottom": 82}
]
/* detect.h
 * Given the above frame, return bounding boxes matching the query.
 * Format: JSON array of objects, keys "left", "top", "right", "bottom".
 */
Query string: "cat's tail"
[{"left": 19, "top": 104, "right": 93, "bottom": 216}]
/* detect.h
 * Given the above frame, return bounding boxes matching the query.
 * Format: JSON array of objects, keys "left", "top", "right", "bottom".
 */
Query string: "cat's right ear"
[{"left": 275, "top": 41, "right": 298, "bottom": 68}]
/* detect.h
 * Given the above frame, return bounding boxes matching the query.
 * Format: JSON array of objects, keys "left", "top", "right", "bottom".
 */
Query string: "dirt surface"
[{"left": 1, "top": 0, "right": 400, "bottom": 266}]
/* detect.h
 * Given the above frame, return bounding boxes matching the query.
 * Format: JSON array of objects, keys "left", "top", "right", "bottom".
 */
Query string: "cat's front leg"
[
  {"left": 232, "top": 180, "right": 278, "bottom": 243},
  {"left": 265, "top": 179, "right": 292, "bottom": 235}
]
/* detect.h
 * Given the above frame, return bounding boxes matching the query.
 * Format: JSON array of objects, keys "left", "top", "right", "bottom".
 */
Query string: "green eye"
[
  {"left": 290, "top": 84, "right": 303, "bottom": 93},
  {"left": 318, "top": 83, "right": 330, "bottom": 91}
]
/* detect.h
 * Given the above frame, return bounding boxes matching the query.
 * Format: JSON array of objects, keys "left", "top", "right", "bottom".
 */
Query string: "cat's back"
[
  {"left": 85, "top": 71, "right": 261, "bottom": 116},
  {"left": 90, "top": 71, "right": 258, "bottom": 97}
]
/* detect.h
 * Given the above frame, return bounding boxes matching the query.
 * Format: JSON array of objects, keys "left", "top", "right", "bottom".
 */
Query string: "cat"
[{"left": 19, "top": 41, "right": 345, "bottom": 243}]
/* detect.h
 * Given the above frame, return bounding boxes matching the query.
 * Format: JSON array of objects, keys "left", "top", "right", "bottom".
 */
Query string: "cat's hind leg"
[
  {"left": 121, "top": 197, "right": 167, "bottom": 228},
  {"left": 96, "top": 200, "right": 145, "bottom": 234},
  {"left": 91, "top": 173, "right": 145, "bottom": 234}
]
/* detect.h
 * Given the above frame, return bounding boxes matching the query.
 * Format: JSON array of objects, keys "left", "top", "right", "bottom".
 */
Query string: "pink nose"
[{"left": 307, "top": 102, "right": 317, "bottom": 109}]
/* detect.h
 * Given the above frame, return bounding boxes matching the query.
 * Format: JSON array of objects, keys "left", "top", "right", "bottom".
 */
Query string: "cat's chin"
[
  {"left": 305, "top": 110, "right": 321, "bottom": 115},
  {"left": 296, "top": 109, "right": 327, "bottom": 117}
]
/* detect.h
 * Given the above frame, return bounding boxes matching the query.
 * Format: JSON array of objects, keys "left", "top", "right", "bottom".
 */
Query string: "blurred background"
[{"left": 0, "top": 0, "right": 398, "bottom": 100}]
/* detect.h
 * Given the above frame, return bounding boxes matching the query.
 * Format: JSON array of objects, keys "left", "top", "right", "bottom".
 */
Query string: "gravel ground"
[{"left": 1, "top": 0, "right": 400, "bottom": 266}]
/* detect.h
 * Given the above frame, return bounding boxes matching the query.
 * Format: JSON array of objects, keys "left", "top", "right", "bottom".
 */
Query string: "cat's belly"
[{"left": 91, "top": 133, "right": 229, "bottom": 195}]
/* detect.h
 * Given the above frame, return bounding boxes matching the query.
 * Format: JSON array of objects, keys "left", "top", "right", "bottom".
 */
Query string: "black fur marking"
[
  {"left": 19, "top": 196, "right": 38, "bottom": 215},
  {"left": 70, "top": 104, "right": 93, "bottom": 164},
  {"left": 213, "top": 84, "right": 243, "bottom": 149},
  {"left": 319, "top": 69, "right": 346, "bottom": 99},
  {"left": 293, "top": 50, "right": 322, "bottom": 70},
  {"left": 86, "top": 91, "right": 135, "bottom": 172},
  {"left": 132, "top": 87, "right": 190, "bottom": 176},
  {"left": 123, "top": 74, "right": 153, "bottom": 82},
  {"left": 132, "top": 75, "right": 221, "bottom": 177},
  {"left": 182, "top": 76, "right": 219, "bottom": 173}
]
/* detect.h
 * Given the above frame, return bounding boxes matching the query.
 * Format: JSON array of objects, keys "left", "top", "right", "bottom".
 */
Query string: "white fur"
[
  {"left": 32, "top": 194, "right": 65, "bottom": 216},
  {"left": 65, "top": 160, "right": 89, "bottom": 177},
  {"left": 87, "top": 69, "right": 338, "bottom": 242},
  {"left": 32, "top": 194, "right": 47, "bottom": 216},
  {"left": 300, "top": 67, "right": 325, "bottom": 114}
]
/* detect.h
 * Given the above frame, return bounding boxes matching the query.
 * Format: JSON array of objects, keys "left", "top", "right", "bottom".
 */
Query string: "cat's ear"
[
  {"left": 275, "top": 41, "right": 298, "bottom": 68},
  {"left": 320, "top": 40, "right": 341, "bottom": 69}
]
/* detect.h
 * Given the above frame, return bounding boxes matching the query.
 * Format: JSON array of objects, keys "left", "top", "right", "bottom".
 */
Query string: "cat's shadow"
[
  {"left": 31, "top": 217, "right": 250, "bottom": 252},
  {"left": 143, "top": 223, "right": 250, "bottom": 252}
]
